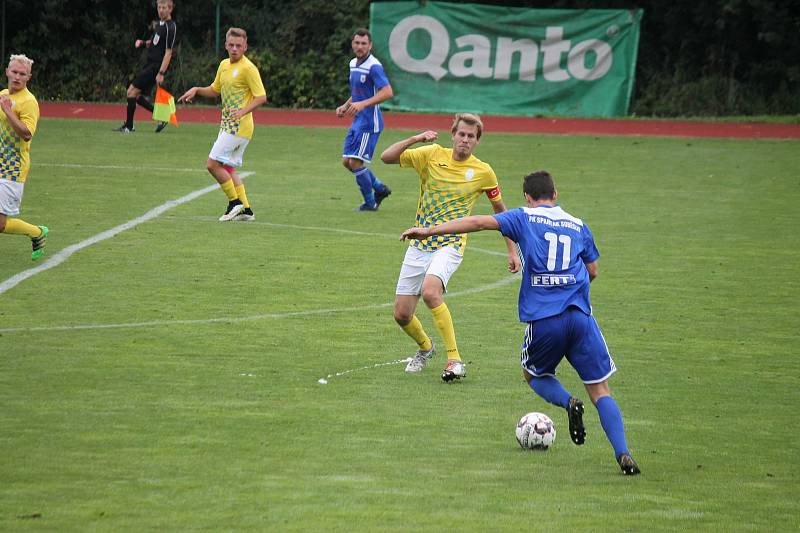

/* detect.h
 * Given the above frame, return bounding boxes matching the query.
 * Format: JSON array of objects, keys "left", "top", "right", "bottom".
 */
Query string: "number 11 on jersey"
[{"left": 544, "top": 232, "right": 571, "bottom": 271}]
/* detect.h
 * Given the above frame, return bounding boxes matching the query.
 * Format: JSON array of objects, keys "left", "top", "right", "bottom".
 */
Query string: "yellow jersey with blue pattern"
[
  {"left": 0, "top": 87, "right": 39, "bottom": 183},
  {"left": 400, "top": 143, "right": 503, "bottom": 253},
  {"left": 211, "top": 56, "right": 266, "bottom": 140}
]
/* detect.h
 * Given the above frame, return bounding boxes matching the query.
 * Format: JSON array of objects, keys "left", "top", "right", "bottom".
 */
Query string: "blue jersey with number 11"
[
  {"left": 495, "top": 205, "right": 599, "bottom": 323},
  {"left": 349, "top": 54, "right": 390, "bottom": 133}
]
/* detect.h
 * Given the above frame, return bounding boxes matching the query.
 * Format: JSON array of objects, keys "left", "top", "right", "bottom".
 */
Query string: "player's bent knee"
[
  {"left": 421, "top": 290, "right": 443, "bottom": 309},
  {"left": 585, "top": 381, "right": 612, "bottom": 404},
  {"left": 343, "top": 158, "right": 362, "bottom": 172},
  {"left": 393, "top": 310, "right": 412, "bottom": 326}
]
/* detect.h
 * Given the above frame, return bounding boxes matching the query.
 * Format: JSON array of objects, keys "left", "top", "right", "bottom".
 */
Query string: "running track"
[{"left": 40, "top": 101, "right": 800, "bottom": 140}]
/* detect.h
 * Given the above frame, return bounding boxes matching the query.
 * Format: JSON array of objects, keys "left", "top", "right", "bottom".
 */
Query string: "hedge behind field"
[{"left": 6, "top": 0, "right": 799, "bottom": 116}]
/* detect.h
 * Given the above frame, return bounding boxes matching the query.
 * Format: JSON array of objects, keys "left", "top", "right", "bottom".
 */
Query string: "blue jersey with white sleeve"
[
  {"left": 349, "top": 54, "right": 390, "bottom": 133},
  {"left": 494, "top": 205, "right": 599, "bottom": 322}
]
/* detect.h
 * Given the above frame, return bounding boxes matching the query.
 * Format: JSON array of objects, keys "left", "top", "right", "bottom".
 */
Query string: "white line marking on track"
[{"left": 0, "top": 172, "right": 253, "bottom": 296}]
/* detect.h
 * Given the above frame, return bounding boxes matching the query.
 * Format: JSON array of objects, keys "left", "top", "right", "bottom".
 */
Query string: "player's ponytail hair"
[
  {"left": 523, "top": 171, "right": 556, "bottom": 201},
  {"left": 451, "top": 113, "right": 483, "bottom": 139}
]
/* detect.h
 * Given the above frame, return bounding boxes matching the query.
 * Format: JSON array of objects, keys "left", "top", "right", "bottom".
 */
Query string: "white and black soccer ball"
[{"left": 515, "top": 412, "right": 556, "bottom": 450}]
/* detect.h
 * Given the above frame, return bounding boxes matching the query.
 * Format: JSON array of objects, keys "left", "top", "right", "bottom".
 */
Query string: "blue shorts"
[
  {"left": 342, "top": 128, "right": 380, "bottom": 163},
  {"left": 520, "top": 306, "right": 616, "bottom": 384}
]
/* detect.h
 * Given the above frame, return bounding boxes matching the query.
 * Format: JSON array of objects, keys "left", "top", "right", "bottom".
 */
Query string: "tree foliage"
[{"left": 3, "top": 0, "right": 798, "bottom": 115}]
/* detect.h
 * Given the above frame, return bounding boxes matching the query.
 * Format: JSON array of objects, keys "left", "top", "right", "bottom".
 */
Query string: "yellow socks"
[
  {"left": 3, "top": 218, "right": 42, "bottom": 238},
  {"left": 431, "top": 302, "right": 460, "bottom": 360},
  {"left": 220, "top": 179, "right": 238, "bottom": 201},
  {"left": 401, "top": 315, "right": 432, "bottom": 350},
  {"left": 235, "top": 184, "right": 250, "bottom": 209}
]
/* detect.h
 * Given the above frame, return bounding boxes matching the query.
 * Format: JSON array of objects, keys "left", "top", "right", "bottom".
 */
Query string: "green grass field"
[{"left": 1, "top": 118, "right": 798, "bottom": 530}]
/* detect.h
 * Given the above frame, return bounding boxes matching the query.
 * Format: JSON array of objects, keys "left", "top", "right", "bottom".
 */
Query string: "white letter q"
[{"left": 389, "top": 15, "right": 449, "bottom": 81}]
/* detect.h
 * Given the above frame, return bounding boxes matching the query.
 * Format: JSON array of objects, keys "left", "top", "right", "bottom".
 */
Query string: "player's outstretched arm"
[
  {"left": 380, "top": 130, "right": 438, "bottom": 164},
  {"left": 178, "top": 86, "right": 219, "bottom": 104},
  {"left": 489, "top": 199, "right": 522, "bottom": 273},
  {"left": 400, "top": 215, "right": 500, "bottom": 241}
]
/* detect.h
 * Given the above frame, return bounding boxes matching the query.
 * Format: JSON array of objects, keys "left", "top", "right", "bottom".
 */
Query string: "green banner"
[{"left": 370, "top": 2, "right": 643, "bottom": 118}]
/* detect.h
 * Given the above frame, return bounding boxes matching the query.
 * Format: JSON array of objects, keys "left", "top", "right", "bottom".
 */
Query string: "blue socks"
[
  {"left": 352, "top": 166, "right": 387, "bottom": 206},
  {"left": 529, "top": 378, "right": 630, "bottom": 458},
  {"left": 596, "top": 395, "right": 629, "bottom": 457},
  {"left": 367, "top": 168, "right": 386, "bottom": 192},
  {"left": 528, "top": 376, "right": 571, "bottom": 408},
  {"left": 352, "top": 167, "right": 375, "bottom": 205}
]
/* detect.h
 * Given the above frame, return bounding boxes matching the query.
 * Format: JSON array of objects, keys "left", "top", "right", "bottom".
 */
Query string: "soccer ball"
[{"left": 515, "top": 412, "right": 556, "bottom": 450}]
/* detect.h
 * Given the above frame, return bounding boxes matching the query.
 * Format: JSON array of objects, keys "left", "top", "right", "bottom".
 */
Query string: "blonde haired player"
[
  {"left": 381, "top": 113, "right": 521, "bottom": 381},
  {"left": 178, "top": 27, "right": 266, "bottom": 221},
  {"left": 0, "top": 54, "right": 47, "bottom": 260}
]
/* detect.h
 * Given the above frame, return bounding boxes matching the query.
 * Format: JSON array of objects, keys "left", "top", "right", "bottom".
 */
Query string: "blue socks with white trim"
[
  {"left": 352, "top": 167, "right": 376, "bottom": 206},
  {"left": 352, "top": 166, "right": 389, "bottom": 207}
]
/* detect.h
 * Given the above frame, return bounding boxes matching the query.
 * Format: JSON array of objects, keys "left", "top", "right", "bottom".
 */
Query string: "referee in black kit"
[{"left": 114, "top": 0, "right": 177, "bottom": 133}]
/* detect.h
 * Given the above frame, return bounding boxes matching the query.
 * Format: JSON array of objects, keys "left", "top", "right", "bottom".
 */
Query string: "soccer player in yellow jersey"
[
  {"left": 381, "top": 113, "right": 521, "bottom": 381},
  {"left": 178, "top": 27, "right": 267, "bottom": 221},
  {"left": 0, "top": 54, "right": 47, "bottom": 261}
]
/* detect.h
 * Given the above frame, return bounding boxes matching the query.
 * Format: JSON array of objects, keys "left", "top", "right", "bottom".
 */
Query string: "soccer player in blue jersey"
[
  {"left": 336, "top": 28, "right": 393, "bottom": 211},
  {"left": 400, "top": 171, "right": 641, "bottom": 475}
]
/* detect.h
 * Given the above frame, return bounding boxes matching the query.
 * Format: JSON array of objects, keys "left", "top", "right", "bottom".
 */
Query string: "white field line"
[
  {"left": 0, "top": 172, "right": 254, "bottom": 296},
  {"left": 0, "top": 274, "right": 518, "bottom": 334},
  {"left": 36, "top": 163, "right": 202, "bottom": 173},
  {"left": 317, "top": 267, "right": 520, "bottom": 384},
  {"left": 166, "top": 216, "right": 511, "bottom": 258},
  {"left": 317, "top": 358, "right": 413, "bottom": 384}
]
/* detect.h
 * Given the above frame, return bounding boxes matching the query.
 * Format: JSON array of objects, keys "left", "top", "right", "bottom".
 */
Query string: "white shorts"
[
  {"left": 208, "top": 130, "right": 250, "bottom": 167},
  {"left": 0, "top": 179, "right": 24, "bottom": 216},
  {"left": 396, "top": 246, "right": 464, "bottom": 296}
]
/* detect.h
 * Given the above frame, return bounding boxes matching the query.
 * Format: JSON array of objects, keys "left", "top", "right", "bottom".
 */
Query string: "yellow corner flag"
[{"left": 153, "top": 87, "right": 178, "bottom": 127}]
